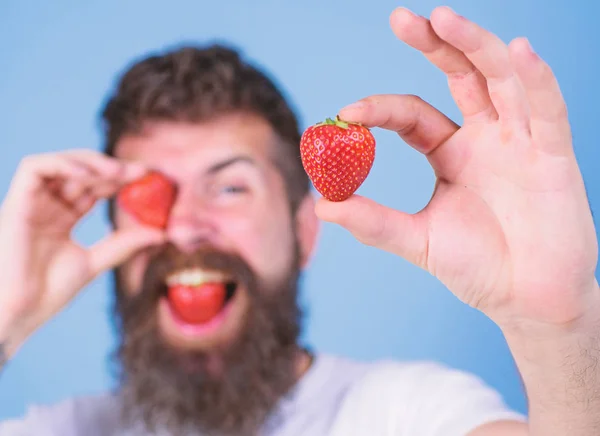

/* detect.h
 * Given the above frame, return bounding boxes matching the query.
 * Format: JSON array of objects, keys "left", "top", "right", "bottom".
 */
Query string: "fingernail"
[
  {"left": 525, "top": 38, "right": 535, "bottom": 53},
  {"left": 520, "top": 37, "right": 539, "bottom": 59},
  {"left": 439, "top": 5, "right": 455, "bottom": 15},
  {"left": 339, "top": 101, "right": 366, "bottom": 113},
  {"left": 396, "top": 7, "right": 417, "bottom": 17},
  {"left": 439, "top": 6, "right": 464, "bottom": 20}
]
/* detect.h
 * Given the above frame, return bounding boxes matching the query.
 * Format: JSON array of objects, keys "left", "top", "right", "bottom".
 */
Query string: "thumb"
[
  {"left": 87, "top": 227, "right": 166, "bottom": 276},
  {"left": 315, "top": 195, "right": 429, "bottom": 269}
]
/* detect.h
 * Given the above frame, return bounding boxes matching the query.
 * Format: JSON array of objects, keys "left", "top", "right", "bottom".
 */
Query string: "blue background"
[{"left": 1, "top": 0, "right": 599, "bottom": 421}]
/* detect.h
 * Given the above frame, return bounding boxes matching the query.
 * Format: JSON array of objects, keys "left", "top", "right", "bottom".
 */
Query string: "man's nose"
[{"left": 166, "top": 193, "right": 217, "bottom": 253}]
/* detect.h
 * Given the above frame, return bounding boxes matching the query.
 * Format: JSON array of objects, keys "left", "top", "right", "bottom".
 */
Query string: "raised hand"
[
  {"left": 315, "top": 6, "right": 598, "bottom": 328},
  {"left": 0, "top": 150, "right": 165, "bottom": 357}
]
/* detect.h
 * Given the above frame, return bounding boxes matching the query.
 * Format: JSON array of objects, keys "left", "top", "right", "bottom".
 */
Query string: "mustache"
[
  {"left": 146, "top": 242, "right": 256, "bottom": 293},
  {"left": 115, "top": 242, "right": 258, "bottom": 333}
]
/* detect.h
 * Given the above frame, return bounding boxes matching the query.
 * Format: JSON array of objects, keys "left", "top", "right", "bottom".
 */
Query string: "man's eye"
[{"left": 221, "top": 185, "right": 248, "bottom": 194}]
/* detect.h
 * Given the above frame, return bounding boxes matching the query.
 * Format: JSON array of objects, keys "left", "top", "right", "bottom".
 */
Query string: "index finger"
[
  {"left": 64, "top": 149, "right": 149, "bottom": 184},
  {"left": 338, "top": 94, "right": 462, "bottom": 179}
]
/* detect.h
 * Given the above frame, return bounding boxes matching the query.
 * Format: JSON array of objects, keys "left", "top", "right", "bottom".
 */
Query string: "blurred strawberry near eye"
[{"left": 117, "top": 170, "right": 178, "bottom": 229}]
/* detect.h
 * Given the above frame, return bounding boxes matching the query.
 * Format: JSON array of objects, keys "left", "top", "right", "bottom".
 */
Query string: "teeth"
[{"left": 165, "top": 269, "right": 227, "bottom": 287}]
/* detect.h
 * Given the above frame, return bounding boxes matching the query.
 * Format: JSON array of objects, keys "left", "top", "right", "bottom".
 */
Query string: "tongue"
[{"left": 167, "top": 282, "right": 227, "bottom": 324}]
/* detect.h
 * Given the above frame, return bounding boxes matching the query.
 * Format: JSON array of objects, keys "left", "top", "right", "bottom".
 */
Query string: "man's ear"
[{"left": 294, "top": 193, "right": 320, "bottom": 269}]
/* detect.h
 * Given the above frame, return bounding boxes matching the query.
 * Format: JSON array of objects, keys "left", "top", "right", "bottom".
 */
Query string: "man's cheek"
[
  {"left": 121, "top": 252, "right": 152, "bottom": 296},
  {"left": 241, "top": 230, "right": 294, "bottom": 283}
]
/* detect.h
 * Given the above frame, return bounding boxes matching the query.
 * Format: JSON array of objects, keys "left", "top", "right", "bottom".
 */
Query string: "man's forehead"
[{"left": 114, "top": 114, "right": 277, "bottom": 162}]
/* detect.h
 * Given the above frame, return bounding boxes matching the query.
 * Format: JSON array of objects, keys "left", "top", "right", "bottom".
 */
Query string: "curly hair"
[{"left": 101, "top": 43, "right": 310, "bottom": 214}]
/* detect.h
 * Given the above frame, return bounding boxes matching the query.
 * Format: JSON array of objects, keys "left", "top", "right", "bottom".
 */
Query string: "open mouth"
[{"left": 163, "top": 268, "right": 239, "bottom": 325}]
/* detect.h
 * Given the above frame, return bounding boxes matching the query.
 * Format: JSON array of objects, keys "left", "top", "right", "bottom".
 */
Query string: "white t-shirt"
[{"left": 0, "top": 354, "right": 526, "bottom": 435}]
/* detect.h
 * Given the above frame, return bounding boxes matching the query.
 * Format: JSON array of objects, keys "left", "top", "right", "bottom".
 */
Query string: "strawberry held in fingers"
[
  {"left": 117, "top": 170, "right": 177, "bottom": 229},
  {"left": 300, "top": 116, "right": 376, "bottom": 202}
]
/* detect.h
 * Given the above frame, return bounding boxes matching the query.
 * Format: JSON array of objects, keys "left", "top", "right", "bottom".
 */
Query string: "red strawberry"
[
  {"left": 300, "top": 116, "right": 375, "bottom": 202},
  {"left": 117, "top": 170, "right": 177, "bottom": 229},
  {"left": 167, "top": 283, "right": 227, "bottom": 324}
]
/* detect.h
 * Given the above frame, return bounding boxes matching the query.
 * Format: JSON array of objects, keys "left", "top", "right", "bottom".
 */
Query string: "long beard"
[{"left": 110, "top": 243, "right": 303, "bottom": 436}]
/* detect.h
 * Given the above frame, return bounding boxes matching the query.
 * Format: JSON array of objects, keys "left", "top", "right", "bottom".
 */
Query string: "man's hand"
[
  {"left": 316, "top": 6, "right": 600, "bottom": 434},
  {"left": 0, "top": 150, "right": 165, "bottom": 361},
  {"left": 316, "top": 6, "right": 598, "bottom": 329}
]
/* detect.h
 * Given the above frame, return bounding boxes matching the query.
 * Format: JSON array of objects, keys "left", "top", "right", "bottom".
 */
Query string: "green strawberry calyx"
[{"left": 315, "top": 115, "right": 351, "bottom": 129}]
